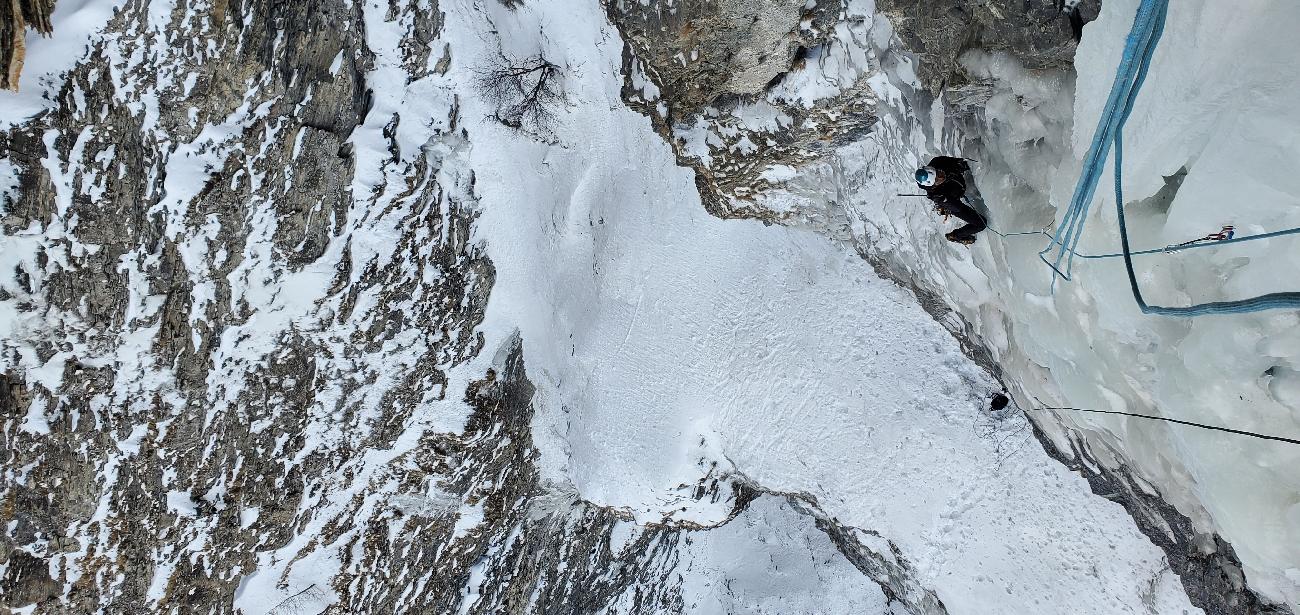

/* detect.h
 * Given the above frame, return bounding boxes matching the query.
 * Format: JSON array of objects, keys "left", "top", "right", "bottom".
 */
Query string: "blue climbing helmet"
[{"left": 915, "top": 166, "right": 940, "bottom": 187}]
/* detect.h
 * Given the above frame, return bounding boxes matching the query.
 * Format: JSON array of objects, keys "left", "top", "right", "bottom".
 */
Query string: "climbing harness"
[{"left": 1012, "top": 0, "right": 1300, "bottom": 316}]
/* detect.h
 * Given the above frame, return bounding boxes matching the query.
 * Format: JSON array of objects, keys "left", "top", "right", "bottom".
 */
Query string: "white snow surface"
[
  {"left": 673, "top": 495, "right": 888, "bottom": 614},
  {"left": 457, "top": 0, "right": 1197, "bottom": 612},
  {"left": 835, "top": 0, "right": 1300, "bottom": 607},
  {"left": 2, "top": 0, "right": 128, "bottom": 127}
]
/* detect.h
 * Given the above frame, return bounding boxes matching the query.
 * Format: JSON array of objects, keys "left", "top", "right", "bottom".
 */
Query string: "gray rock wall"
[
  {"left": 608, "top": 0, "right": 876, "bottom": 223},
  {"left": 608, "top": 0, "right": 840, "bottom": 121}
]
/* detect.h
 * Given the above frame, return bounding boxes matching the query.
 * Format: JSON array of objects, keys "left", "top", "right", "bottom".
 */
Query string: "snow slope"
[
  {"left": 673, "top": 495, "right": 890, "bottom": 614},
  {"left": 453, "top": 0, "right": 1200, "bottom": 611},
  {"left": 838, "top": 0, "right": 1300, "bottom": 606}
]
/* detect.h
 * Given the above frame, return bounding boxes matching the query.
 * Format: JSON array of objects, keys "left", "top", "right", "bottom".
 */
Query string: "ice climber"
[{"left": 914, "top": 156, "right": 986, "bottom": 245}]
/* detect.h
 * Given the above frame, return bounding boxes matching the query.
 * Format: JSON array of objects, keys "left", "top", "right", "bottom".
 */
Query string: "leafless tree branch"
[{"left": 476, "top": 53, "right": 564, "bottom": 141}]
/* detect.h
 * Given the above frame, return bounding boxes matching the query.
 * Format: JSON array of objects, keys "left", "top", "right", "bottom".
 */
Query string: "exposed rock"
[
  {"left": 608, "top": 0, "right": 840, "bottom": 120},
  {"left": 609, "top": 0, "right": 877, "bottom": 222},
  {"left": 875, "top": 0, "right": 1101, "bottom": 94},
  {"left": 0, "top": 548, "right": 60, "bottom": 608},
  {"left": 1, "top": 0, "right": 56, "bottom": 90}
]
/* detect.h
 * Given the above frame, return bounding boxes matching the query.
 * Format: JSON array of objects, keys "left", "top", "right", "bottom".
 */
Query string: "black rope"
[{"left": 1029, "top": 397, "right": 1300, "bottom": 446}]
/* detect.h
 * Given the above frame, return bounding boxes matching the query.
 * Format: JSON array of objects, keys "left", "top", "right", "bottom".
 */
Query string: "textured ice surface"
[{"left": 840, "top": 0, "right": 1300, "bottom": 606}]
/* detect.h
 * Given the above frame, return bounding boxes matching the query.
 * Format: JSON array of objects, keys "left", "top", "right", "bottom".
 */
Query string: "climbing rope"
[
  {"left": 991, "top": 223, "right": 1300, "bottom": 260},
  {"left": 1039, "top": 0, "right": 1170, "bottom": 282},
  {"left": 1027, "top": 397, "right": 1300, "bottom": 446},
  {"left": 1027, "top": 0, "right": 1300, "bottom": 315}
]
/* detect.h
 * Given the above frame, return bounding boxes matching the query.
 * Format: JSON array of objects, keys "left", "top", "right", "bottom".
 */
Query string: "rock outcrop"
[
  {"left": 875, "top": 0, "right": 1100, "bottom": 94},
  {"left": 608, "top": 0, "right": 876, "bottom": 222},
  {"left": 1, "top": 0, "right": 55, "bottom": 90}
]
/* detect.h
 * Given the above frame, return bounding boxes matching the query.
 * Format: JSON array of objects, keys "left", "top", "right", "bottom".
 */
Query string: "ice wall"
[{"left": 840, "top": 0, "right": 1300, "bottom": 606}]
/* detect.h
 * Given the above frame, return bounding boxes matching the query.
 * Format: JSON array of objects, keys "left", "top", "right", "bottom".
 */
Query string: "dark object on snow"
[
  {"left": 915, "top": 156, "right": 987, "bottom": 244},
  {"left": 990, "top": 393, "right": 1010, "bottom": 411}
]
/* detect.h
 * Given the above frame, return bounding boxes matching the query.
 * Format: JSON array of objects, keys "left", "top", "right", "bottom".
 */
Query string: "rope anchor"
[{"left": 1166, "top": 225, "right": 1234, "bottom": 251}]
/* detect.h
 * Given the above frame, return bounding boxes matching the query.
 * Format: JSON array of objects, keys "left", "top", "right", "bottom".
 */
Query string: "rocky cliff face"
[
  {"left": 608, "top": 0, "right": 876, "bottom": 222},
  {"left": 874, "top": 0, "right": 1100, "bottom": 94},
  {"left": 1, "top": 0, "right": 484, "bottom": 609}
]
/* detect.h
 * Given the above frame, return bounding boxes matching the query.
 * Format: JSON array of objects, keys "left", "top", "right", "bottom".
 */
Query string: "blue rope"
[
  {"left": 993, "top": 225, "right": 1300, "bottom": 259},
  {"left": 1039, "top": 0, "right": 1169, "bottom": 281},
  {"left": 1038, "top": 0, "right": 1300, "bottom": 316}
]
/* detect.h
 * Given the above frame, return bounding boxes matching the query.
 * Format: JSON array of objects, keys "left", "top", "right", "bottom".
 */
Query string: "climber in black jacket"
[{"left": 914, "top": 156, "right": 986, "bottom": 245}]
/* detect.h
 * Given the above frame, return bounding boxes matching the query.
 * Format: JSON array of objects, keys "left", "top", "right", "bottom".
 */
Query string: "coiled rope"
[{"left": 1039, "top": 0, "right": 1170, "bottom": 281}]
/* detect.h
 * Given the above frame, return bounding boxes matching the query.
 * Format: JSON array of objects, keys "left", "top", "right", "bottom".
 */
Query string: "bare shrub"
[{"left": 476, "top": 53, "right": 564, "bottom": 140}]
